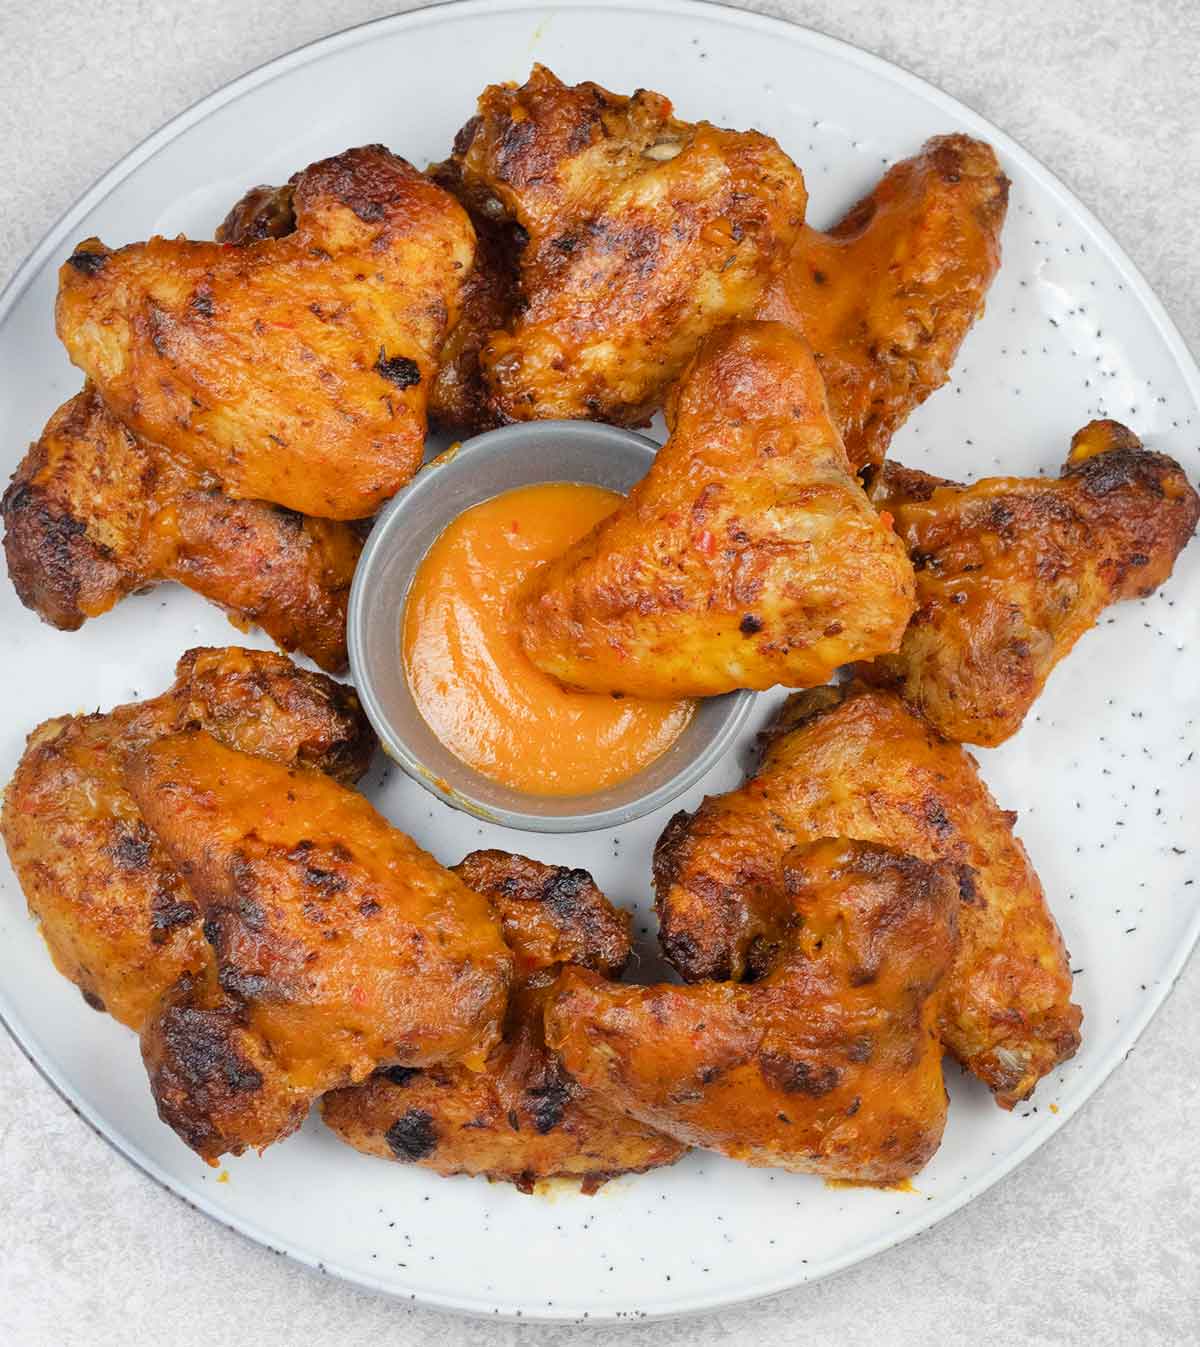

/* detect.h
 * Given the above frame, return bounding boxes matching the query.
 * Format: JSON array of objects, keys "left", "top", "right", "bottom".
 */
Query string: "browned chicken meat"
[
  {"left": 130, "top": 732, "right": 512, "bottom": 1161},
  {"left": 2, "top": 387, "right": 361, "bottom": 671},
  {"left": 547, "top": 837, "right": 959, "bottom": 1184},
  {"left": 56, "top": 145, "right": 475, "bottom": 519},
  {"left": 518, "top": 322, "right": 915, "bottom": 697},
  {"left": 322, "top": 850, "right": 685, "bottom": 1191},
  {"left": 216, "top": 159, "right": 522, "bottom": 438},
  {"left": 856, "top": 420, "right": 1200, "bottom": 745},
  {"left": 757, "top": 134, "right": 1009, "bottom": 472},
  {"left": 0, "top": 648, "right": 374, "bottom": 1031},
  {"left": 424, "top": 157, "right": 525, "bottom": 435},
  {"left": 654, "top": 683, "right": 1082, "bottom": 1108},
  {"left": 449, "top": 64, "right": 808, "bottom": 425}
]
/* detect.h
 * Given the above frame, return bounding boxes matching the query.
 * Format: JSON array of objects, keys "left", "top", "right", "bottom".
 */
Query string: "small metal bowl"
[{"left": 347, "top": 420, "right": 754, "bottom": 833}]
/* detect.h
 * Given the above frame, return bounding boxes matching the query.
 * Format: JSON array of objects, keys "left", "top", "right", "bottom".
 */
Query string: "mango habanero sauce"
[{"left": 403, "top": 482, "right": 695, "bottom": 796}]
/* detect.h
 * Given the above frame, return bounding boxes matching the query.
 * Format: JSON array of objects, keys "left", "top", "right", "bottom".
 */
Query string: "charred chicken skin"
[
  {"left": 322, "top": 850, "right": 685, "bottom": 1191},
  {"left": 856, "top": 420, "right": 1200, "bottom": 745},
  {"left": 215, "top": 159, "right": 522, "bottom": 438},
  {"left": 757, "top": 134, "right": 1009, "bottom": 472},
  {"left": 517, "top": 321, "right": 915, "bottom": 697},
  {"left": 654, "top": 684, "right": 1081, "bottom": 1108},
  {"left": 449, "top": 64, "right": 808, "bottom": 426},
  {"left": 129, "top": 732, "right": 512, "bottom": 1161},
  {"left": 56, "top": 145, "right": 475, "bottom": 519},
  {"left": 547, "top": 837, "right": 959, "bottom": 1184},
  {"left": 2, "top": 387, "right": 361, "bottom": 671},
  {"left": 424, "top": 156, "right": 525, "bottom": 435},
  {"left": 0, "top": 648, "right": 374, "bottom": 1031}
]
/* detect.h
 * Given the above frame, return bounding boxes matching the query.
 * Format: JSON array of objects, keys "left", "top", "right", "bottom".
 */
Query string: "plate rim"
[{"left": 1, "top": 0, "right": 1198, "bottom": 1323}]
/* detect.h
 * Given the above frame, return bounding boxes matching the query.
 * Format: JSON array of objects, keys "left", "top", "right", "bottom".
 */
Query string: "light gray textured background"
[{"left": 0, "top": 1, "right": 1197, "bottom": 1344}]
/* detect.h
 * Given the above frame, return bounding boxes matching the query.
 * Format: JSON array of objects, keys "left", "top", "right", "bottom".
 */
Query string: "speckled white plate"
[{"left": 1, "top": 0, "right": 1197, "bottom": 1324}]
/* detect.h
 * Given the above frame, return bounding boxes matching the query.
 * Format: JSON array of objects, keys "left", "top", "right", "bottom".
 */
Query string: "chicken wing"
[
  {"left": 130, "top": 732, "right": 512, "bottom": 1160},
  {"left": 215, "top": 159, "right": 521, "bottom": 438},
  {"left": 0, "top": 647, "right": 374, "bottom": 1030},
  {"left": 56, "top": 145, "right": 475, "bottom": 518},
  {"left": 321, "top": 850, "right": 685, "bottom": 1191},
  {"left": 757, "top": 134, "right": 1009, "bottom": 472},
  {"left": 547, "top": 838, "right": 958, "bottom": 1183},
  {"left": 2, "top": 387, "right": 361, "bottom": 671},
  {"left": 424, "top": 156, "right": 524, "bottom": 435},
  {"left": 450, "top": 65, "right": 807, "bottom": 425},
  {"left": 517, "top": 322, "right": 915, "bottom": 697},
  {"left": 654, "top": 683, "right": 1081, "bottom": 1107},
  {"left": 856, "top": 420, "right": 1200, "bottom": 745}
]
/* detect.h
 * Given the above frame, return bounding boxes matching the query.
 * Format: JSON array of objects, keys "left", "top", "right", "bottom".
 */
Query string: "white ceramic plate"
[{"left": 1, "top": 0, "right": 1198, "bottom": 1324}]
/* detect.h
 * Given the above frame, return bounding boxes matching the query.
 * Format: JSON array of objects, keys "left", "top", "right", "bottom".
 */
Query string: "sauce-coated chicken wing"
[
  {"left": 56, "top": 145, "right": 475, "bottom": 518},
  {"left": 547, "top": 838, "right": 959, "bottom": 1183},
  {"left": 2, "top": 387, "right": 361, "bottom": 671},
  {"left": 322, "top": 850, "right": 685, "bottom": 1191},
  {"left": 757, "top": 134, "right": 1009, "bottom": 472},
  {"left": 654, "top": 684, "right": 1081, "bottom": 1107},
  {"left": 215, "top": 160, "right": 522, "bottom": 438},
  {"left": 518, "top": 322, "right": 915, "bottom": 697},
  {"left": 856, "top": 420, "right": 1200, "bottom": 744},
  {"left": 0, "top": 648, "right": 374, "bottom": 1030},
  {"left": 451, "top": 65, "right": 808, "bottom": 425},
  {"left": 130, "top": 733, "right": 512, "bottom": 1160}
]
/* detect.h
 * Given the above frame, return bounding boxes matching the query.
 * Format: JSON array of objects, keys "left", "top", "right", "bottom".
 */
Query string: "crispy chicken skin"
[
  {"left": 757, "top": 134, "right": 1009, "bottom": 472},
  {"left": 215, "top": 183, "right": 297, "bottom": 245},
  {"left": 322, "top": 851, "right": 685, "bottom": 1191},
  {"left": 0, "top": 648, "right": 374, "bottom": 1030},
  {"left": 451, "top": 65, "right": 808, "bottom": 425},
  {"left": 517, "top": 322, "right": 915, "bottom": 697},
  {"left": 424, "top": 157, "right": 524, "bottom": 434},
  {"left": 216, "top": 162, "right": 521, "bottom": 437},
  {"left": 129, "top": 732, "right": 512, "bottom": 1161},
  {"left": 56, "top": 145, "right": 475, "bottom": 519},
  {"left": 547, "top": 838, "right": 958, "bottom": 1183},
  {"left": 2, "top": 387, "right": 361, "bottom": 671},
  {"left": 856, "top": 420, "right": 1200, "bottom": 745},
  {"left": 654, "top": 684, "right": 1081, "bottom": 1108}
]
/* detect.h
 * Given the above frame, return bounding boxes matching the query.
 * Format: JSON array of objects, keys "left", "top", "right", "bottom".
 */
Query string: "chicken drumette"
[
  {"left": 654, "top": 683, "right": 1081, "bottom": 1108},
  {"left": 448, "top": 65, "right": 808, "bottom": 426},
  {"left": 518, "top": 321, "right": 914, "bottom": 698},
  {"left": 130, "top": 732, "right": 512, "bottom": 1161},
  {"left": 757, "top": 133, "right": 1009, "bottom": 472},
  {"left": 856, "top": 420, "right": 1200, "bottom": 745},
  {"left": 322, "top": 850, "right": 685, "bottom": 1191},
  {"left": 2, "top": 387, "right": 361, "bottom": 671},
  {"left": 547, "top": 837, "right": 960, "bottom": 1184},
  {"left": 215, "top": 157, "right": 523, "bottom": 439},
  {"left": 56, "top": 145, "right": 475, "bottom": 518},
  {"left": 0, "top": 647, "right": 374, "bottom": 1030}
]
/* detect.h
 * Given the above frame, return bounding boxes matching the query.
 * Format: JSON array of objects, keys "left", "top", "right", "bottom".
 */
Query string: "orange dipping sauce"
[{"left": 403, "top": 482, "right": 694, "bottom": 796}]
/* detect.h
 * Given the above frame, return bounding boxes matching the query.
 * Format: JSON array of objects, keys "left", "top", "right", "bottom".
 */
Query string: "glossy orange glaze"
[{"left": 403, "top": 483, "right": 695, "bottom": 796}]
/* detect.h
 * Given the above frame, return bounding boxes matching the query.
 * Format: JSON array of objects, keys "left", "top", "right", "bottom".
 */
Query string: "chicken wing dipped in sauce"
[
  {"left": 215, "top": 159, "right": 522, "bottom": 439},
  {"left": 547, "top": 838, "right": 959, "bottom": 1184},
  {"left": 757, "top": 134, "right": 1009, "bottom": 472},
  {"left": 654, "top": 684, "right": 1081, "bottom": 1108},
  {"left": 855, "top": 420, "right": 1200, "bottom": 745},
  {"left": 129, "top": 732, "right": 512, "bottom": 1161},
  {"left": 2, "top": 387, "right": 361, "bottom": 671},
  {"left": 56, "top": 145, "right": 475, "bottom": 519},
  {"left": 517, "top": 321, "right": 915, "bottom": 698},
  {"left": 449, "top": 65, "right": 808, "bottom": 426},
  {"left": 322, "top": 851, "right": 685, "bottom": 1191},
  {"left": 0, "top": 648, "right": 374, "bottom": 1031}
]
